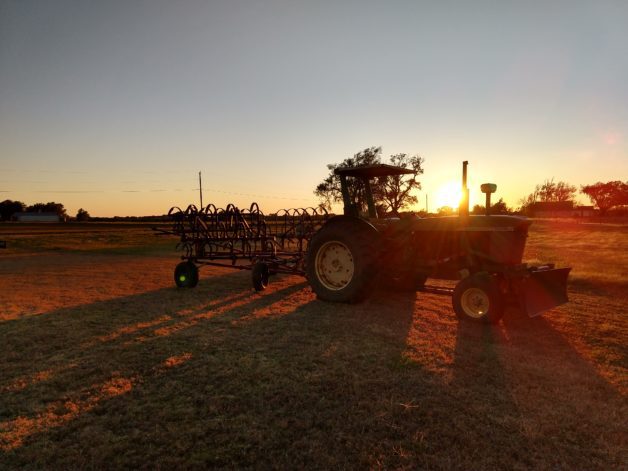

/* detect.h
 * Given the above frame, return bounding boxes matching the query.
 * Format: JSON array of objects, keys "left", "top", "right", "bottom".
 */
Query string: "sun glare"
[{"left": 435, "top": 181, "right": 463, "bottom": 209}]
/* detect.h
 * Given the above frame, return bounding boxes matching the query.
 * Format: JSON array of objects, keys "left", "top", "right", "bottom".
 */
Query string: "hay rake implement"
[{"left": 155, "top": 203, "right": 328, "bottom": 290}]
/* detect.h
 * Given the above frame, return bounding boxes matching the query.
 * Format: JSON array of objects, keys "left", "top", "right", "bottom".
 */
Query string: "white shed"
[{"left": 15, "top": 212, "right": 62, "bottom": 222}]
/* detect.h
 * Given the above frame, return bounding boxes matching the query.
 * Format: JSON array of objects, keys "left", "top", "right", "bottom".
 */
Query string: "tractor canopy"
[
  {"left": 334, "top": 164, "right": 416, "bottom": 178},
  {"left": 334, "top": 164, "right": 416, "bottom": 218}
]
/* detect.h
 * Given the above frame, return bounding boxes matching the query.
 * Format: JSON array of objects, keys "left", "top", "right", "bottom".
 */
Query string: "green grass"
[
  {"left": 0, "top": 222, "right": 174, "bottom": 255},
  {"left": 0, "top": 220, "right": 626, "bottom": 469},
  {"left": 525, "top": 219, "right": 628, "bottom": 295}
]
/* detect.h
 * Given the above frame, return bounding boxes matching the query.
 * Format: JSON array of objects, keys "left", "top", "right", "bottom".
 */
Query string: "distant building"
[
  {"left": 14, "top": 212, "right": 63, "bottom": 222},
  {"left": 572, "top": 205, "right": 596, "bottom": 217},
  {"left": 529, "top": 202, "right": 597, "bottom": 218}
]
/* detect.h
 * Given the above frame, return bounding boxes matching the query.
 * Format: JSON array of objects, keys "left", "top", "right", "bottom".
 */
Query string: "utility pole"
[
  {"left": 425, "top": 194, "right": 428, "bottom": 213},
  {"left": 199, "top": 171, "right": 203, "bottom": 209}
]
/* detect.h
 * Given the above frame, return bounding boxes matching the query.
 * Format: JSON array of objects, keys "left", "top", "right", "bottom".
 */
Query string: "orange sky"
[{"left": 1, "top": 2, "right": 626, "bottom": 216}]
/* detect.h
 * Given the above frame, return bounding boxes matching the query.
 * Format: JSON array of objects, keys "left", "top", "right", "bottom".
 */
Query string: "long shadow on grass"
[
  {"left": 452, "top": 319, "right": 538, "bottom": 468},
  {"left": 0, "top": 270, "right": 315, "bottom": 457},
  {"left": 0, "top": 270, "right": 306, "bottom": 407},
  {"left": 1, "top": 281, "right": 624, "bottom": 469},
  {"left": 492, "top": 310, "right": 626, "bottom": 468},
  {"left": 567, "top": 277, "right": 628, "bottom": 298},
  {"left": 101, "top": 288, "right": 431, "bottom": 469},
  {"left": 0, "top": 268, "right": 302, "bottom": 386},
  {"left": 452, "top": 307, "right": 626, "bottom": 469},
  {"left": 450, "top": 301, "right": 627, "bottom": 469},
  {"left": 0, "top": 283, "right": 435, "bottom": 468}
]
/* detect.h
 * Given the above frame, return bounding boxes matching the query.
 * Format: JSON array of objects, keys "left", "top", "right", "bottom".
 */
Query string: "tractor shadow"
[
  {"left": 452, "top": 306, "right": 625, "bottom": 468},
  {"left": 0, "top": 278, "right": 425, "bottom": 468},
  {"left": 0, "top": 276, "right": 624, "bottom": 469},
  {"left": 0, "top": 269, "right": 307, "bottom": 388}
]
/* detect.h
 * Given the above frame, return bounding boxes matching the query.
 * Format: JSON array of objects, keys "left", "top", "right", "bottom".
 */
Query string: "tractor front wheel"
[
  {"left": 174, "top": 261, "right": 199, "bottom": 288},
  {"left": 452, "top": 273, "right": 504, "bottom": 324},
  {"left": 306, "top": 223, "right": 376, "bottom": 303}
]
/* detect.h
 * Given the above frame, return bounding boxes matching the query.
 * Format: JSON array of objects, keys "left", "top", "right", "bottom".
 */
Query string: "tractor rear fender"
[
  {"left": 317, "top": 215, "right": 380, "bottom": 235},
  {"left": 308, "top": 215, "right": 382, "bottom": 263}
]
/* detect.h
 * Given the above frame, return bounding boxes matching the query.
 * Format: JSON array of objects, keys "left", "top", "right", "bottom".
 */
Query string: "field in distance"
[{"left": 0, "top": 220, "right": 626, "bottom": 468}]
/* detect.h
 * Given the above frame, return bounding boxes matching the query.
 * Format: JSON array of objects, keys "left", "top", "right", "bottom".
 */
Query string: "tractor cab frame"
[{"left": 335, "top": 164, "right": 415, "bottom": 219}]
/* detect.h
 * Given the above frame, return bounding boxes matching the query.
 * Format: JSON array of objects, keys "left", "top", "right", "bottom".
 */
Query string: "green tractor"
[{"left": 306, "top": 162, "right": 570, "bottom": 324}]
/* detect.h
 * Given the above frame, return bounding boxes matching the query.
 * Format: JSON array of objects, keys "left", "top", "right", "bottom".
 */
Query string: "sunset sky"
[{"left": 1, "top": 1, "right": 626, "bottom": 217}]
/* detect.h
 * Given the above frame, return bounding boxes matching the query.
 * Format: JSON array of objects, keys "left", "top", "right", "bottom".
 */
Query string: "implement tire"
[
  {"left": 252, "top": 262, "right": 270, "bottom": 291},
  {"left": 306, "top": 220, "right": 377, "bottom": 303},
  {"left": 452, "top": 273, "right": 504, "bottom": 324},
  {"left": 174, "top": 261, "right": 199, "bottom": 288}
]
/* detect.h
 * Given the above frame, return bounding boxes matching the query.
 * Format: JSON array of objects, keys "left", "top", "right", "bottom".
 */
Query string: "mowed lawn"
[{"left": 0, "top": 221, "right": 626, "bottom": 469}]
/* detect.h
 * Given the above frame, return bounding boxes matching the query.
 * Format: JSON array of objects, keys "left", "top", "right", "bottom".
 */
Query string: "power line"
[
  {"left": 32, "top": 190, "right": 105, "bottom": 194},
  {"left": 2, "top": 186, "right": 316, "bottom": 202},
  {"left": 201, "top": 187, "right": 311, "bottom": 201}
]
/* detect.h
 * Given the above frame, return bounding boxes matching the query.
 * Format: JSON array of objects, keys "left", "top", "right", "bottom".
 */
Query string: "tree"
[
  {"left": 536, "top": 179, "right": 577, "bottom": 202},
  {"left": 580, "top": 181, "right": 628, "bottom": 215},
  {"left": 26, "top": 203, "right": 47, "bottom": 212},
  {"left": 26, "top": 202, "right": 67, "bottom": 219},
  {"left": 437, "top": 206, "right": 454, "bottom": 216},
  {"left": 315, "top": 147, "right": 381, "bottom": 211},
  {"left": 0, "top": 199, "right": 26, "bottom": 221},
  {"left": 314, "top": 147, "right": 425, "bottom": 214},
  {"left": 472, "top": 198, "right": 510, "bottom": 215},
  {"left": 492, "top": 198, "right": 510, "bottom": 214},
  {"left": 377, "top": 153, "right": 425, "bottom": 214},
  {"left": 519, "top": 179, "right": 577, "bottom": 212},
  {"left": 76, "top": 208, "right": 90, "bottom": 221}
]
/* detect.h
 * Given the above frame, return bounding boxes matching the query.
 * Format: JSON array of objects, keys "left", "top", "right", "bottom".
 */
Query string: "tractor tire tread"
[{"left": 306, "top": 221, "right": 378, "bottom": 303}]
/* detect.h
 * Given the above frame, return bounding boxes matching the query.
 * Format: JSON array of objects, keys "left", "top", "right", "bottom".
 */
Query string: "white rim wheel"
[
  {"left": 315, "top": 241, "right": 355, "bottom": 291},
  {"left": 460, "top": 287, "right": 490, "bottom": 318}
]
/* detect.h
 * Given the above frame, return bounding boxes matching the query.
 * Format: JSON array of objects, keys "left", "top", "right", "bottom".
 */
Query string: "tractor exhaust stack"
[{"left": 459, "top": 161, "right": 469, "bottom": 217}]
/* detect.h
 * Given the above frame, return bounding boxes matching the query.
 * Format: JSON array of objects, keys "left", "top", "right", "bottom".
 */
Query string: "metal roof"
[{"left": 333, "top": 164, "right": 416, "bottom": 178}]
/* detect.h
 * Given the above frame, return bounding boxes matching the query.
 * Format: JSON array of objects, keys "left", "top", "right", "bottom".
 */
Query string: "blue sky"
[{"left": 1, "top": 0, "right": 626, "bottom": 216}]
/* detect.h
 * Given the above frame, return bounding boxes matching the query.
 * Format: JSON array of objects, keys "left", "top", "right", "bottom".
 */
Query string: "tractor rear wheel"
[
  {"left": 306, "top": 222, "right": 376, "bottom": 303},
  {"left": 452, "top": 273, "right": 504, "bottom": 324},
  {"left": 252, "top": 262, "right": 270, "bottom": 291},
  {"left": 174, "top": 261, "right": 199, "bottom": 288}
]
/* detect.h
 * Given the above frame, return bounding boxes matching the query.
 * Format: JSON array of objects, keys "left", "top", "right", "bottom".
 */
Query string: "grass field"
[{"left": 0, "top": 220, "right": 626, "bottom": 469}]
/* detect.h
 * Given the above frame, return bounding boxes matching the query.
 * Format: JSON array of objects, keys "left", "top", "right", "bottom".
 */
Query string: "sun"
[{"left": 435, "top": 181, "right": 463, "bottom": 209}]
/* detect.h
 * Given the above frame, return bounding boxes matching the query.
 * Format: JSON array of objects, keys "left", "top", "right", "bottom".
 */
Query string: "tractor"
[{"left": 305, "top": 162, "right": 571, "bottom": 323}]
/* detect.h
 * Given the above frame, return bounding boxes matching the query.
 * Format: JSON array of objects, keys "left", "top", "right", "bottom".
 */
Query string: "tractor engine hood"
[
  {"left": 410, "top": 214, "right": 531, "bottom": 233},
  {"left": 405, "top": 214, "right": 532, "bottom": 267}
]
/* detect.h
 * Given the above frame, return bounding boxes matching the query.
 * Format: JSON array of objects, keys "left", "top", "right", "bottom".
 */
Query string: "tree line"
[
  {"left": 0, "top": 200, "right": 90, "bottom": 221},
  {"left": 2, "top": 151, "right": 626, "bottom": 220},
  {"left": 315, "top": 147, "right": 628, "bottom": 216},
  {"left": 516, "top": 179, "right": 628, "bottom": 215}
]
